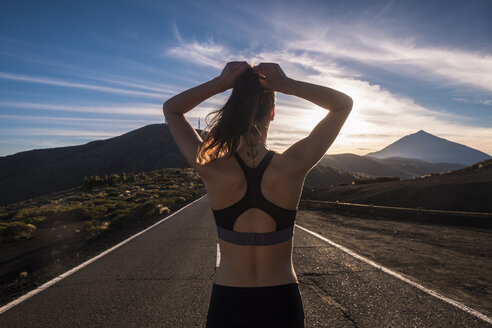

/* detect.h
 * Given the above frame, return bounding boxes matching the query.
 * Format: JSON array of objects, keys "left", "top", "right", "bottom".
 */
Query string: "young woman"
[{"left": 163, "top": 61, "right": 353, "bottom": 328}]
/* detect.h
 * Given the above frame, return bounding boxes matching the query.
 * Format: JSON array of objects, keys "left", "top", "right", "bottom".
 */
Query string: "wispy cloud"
[
  {"left": 0, "top": 114, "right": 156, "bottom": 131},
  {"left": 0, "top": 127, "right": 122, "bottom": 138},
  {"left": 270, "top": 17, "right": 492, "bottom": 93},
  {"left": 0, "top": 72, "right": 167, "bottom": 99},
  {"left": 166, "top": 23, "right": 245, "bottom": 69},
  {"left": 0, "top": 101, "right": 163, "bottom": 117},
  {"left": 0, "top": 38, "right": 193, "bottom": 88},
  {"left": 162, "top": 30, "right": 492, "bottom": 155},
  {"left": 166, "top": 41, "right": 233, "bottom": 69},
  {"left": 453, "top": 97, "right": 492, "bottom": 106},
  {"left": 0, "top": 138, "right": 83, "bottom": 156},
  {"left": 86, "top": 76, "right": 178, "bottom": 94}
]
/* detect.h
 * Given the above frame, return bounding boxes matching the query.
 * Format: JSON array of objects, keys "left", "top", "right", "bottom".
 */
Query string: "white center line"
[
  {"left": 216, "top": 243, "right": 221, "bottom": 268},
  {"left": 295, "top": 224, "right": 492, "bottom": 325}
]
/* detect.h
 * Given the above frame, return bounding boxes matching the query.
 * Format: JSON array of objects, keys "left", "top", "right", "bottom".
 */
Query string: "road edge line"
[
  {"left": 0, "top": 194, "right": 207, "bottom": 315},
  {"left": 295, "top": 223, "right": 492, "bottom": 325}
]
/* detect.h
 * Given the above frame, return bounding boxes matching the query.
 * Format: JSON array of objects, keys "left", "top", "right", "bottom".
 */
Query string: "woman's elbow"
[
  {"left": 345, "top": 96, "right": 354, "bottom": 111},
  {"left": 162, "top": 100, "right": 171, "bottom": 115}
]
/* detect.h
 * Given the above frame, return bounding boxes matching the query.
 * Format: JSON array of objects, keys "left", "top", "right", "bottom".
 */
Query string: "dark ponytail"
[{"left": 197, "top": 67, "right": 275, "bottom": 165}]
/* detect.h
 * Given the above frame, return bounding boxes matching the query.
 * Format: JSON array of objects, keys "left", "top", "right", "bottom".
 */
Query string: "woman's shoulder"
[
  {"left": 196, "top": 148, "right": 304, "bottom": 180},
  {"left": 195, "top": 152, "right": 235, "bottom": 179}
]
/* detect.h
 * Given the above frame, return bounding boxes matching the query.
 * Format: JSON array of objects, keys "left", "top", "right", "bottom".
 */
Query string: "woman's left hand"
[{"left": 216, "top": 61, "right": 250, "bottom": 92}]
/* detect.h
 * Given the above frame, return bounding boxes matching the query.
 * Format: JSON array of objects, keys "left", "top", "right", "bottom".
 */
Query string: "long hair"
[{"left": 197, "top": 67, "right": 275, "bottom": 165}]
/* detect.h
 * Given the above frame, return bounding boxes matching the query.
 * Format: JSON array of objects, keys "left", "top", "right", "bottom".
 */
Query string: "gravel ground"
[{"left": 296, "top": 210, "right": 492, "bottom": 318}]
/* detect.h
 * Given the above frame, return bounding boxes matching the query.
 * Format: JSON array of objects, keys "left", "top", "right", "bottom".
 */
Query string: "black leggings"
[{"left": 205, "top": 282, "right": 305, "bottom": 328}]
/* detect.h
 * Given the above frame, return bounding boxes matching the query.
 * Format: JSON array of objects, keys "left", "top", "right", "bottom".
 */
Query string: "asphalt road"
[{"left": 0, "top": 195, "right": 490, "bottom": 327}]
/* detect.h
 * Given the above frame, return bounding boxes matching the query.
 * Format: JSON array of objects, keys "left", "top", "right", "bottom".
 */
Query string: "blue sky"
[{"left": 1, "top": 0, "right": 491, "bottom": 157}]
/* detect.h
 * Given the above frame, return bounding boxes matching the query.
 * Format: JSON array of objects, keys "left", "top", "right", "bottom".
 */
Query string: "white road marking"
[
  {"left": 216, "top": 243, "right": 221, "bottom": 268},
  {"left": 0, "top": 195, "right": 207, "bottom": 315},
  {"left": 295, "top": 224, "right": 492, "bottom": 325}
]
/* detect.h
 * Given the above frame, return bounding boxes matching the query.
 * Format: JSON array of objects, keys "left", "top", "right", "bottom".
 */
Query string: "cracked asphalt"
[{"left": 0, "top": 195, "right": 490, "bottom": 327}]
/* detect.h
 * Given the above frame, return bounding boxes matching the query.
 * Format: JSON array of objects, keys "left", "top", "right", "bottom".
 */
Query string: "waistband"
[
  {"left": 217, "top": 225, "right": 294, "bottom": 246},
  {"left": 210, "top": 282, "right": 300, "bottom": 302},
  {"left": 213, "top": 282, "right": 299, "bottom": 296}
]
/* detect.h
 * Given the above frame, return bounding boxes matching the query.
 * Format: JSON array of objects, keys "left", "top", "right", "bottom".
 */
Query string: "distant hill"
[
  {"left": 320, "top": 153, "right": 465, "bottom": 179},
  {"left": 1, "top": 125, "right": 485, "bottom": 206},
  {"left": 0, "top": 124, "right": 189, "bottom": 205},
  {"left": 0, "top": 124, "right": 365, "bottom": 206},
  {"left": 302, "top": 159, "right": 492, "bottom": 212},
  {"left": 304, "top": 165, "right": 365, "bottom": 189},
  {"left": 366, "top": 130, "right": 491, "bottom": 165}
]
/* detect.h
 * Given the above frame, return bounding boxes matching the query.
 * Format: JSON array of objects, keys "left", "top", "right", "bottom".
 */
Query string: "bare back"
[{"left": 200, "top": 148, "right": 307, "bottom": 287}]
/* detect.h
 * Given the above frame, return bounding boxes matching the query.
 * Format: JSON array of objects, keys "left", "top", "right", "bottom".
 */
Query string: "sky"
[{"left": 1, "top": 0, "right": 491, "bottom": 157}]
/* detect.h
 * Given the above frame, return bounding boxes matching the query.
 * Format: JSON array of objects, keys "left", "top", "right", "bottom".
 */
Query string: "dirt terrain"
[
  {"left": 302, "top": 160, "right": 492, "bottom": 213},
  {"left": 296, "top": 210, "right": 492, "bottom": 318}
]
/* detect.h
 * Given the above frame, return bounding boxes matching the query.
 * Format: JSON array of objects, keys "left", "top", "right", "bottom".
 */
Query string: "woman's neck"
[{"left": 237, "top": 130, "right": 269, "bottom": 161}]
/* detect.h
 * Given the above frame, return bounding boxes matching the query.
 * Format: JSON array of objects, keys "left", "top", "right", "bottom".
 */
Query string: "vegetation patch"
[
  {"left": 0, "top": 168, "right": 205, "bottom": 245},
  {"left": 0, "top": 167, "right": 206, "bottom": 307}
]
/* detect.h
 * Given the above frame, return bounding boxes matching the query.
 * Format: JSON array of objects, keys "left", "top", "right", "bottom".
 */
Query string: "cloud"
[
  {"left": 271, "top": 18, "right": 492, "bottom": 93},
  {"left": 162, "top": 32, "right": 492, "bottom": 155},
  {"left": 166, "top": 39, "right": 232, "bottom": 69},
  {"left": 0, "top": 114, "right": 156, "bottom": 131},
  {"left": 0, "top": 72, "right": 167, "bottom": 99},
  {"left": 0, "top": 138, "right": 81, "bottom": 156},
  {"left": 0, "top": 127, "right": 122, "bottom": 138},
  {"left": 165, "top": 24, "right": 252, "bottom": 69},
  {"left": 453, "top": 97, "right": 492, "bottom": 106},
  {"left": 0, "top": 101, "right": 163, "bottom": 117}
]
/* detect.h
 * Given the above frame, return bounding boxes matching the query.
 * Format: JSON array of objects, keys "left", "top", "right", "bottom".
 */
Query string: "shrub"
[
  {"left": 106, "top": 189, "right": 121, "bottom": 197},
  {"left": 82, "top": 175, "right": 104, "bottom": 189},
  {"left": 155, "top": 205, "right": 171, "bottom": 215},
  {"left": 0, "top": 222, "right": 37, "bottom": 243},
  {"left": 108, "top": 214, "right": 131, "bottom": 229},
  {"left": 26, "top": 216, "right": 47, "bottom": 224},
  {"left": 83, "top": 220, "right": 109, "bottom": 239},
  {"left": 133, "top": 201, "right": 156, "bottom": 219}
]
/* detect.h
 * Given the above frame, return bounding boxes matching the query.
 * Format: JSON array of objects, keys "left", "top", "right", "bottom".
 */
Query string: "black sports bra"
[{"left": 211, "top": 150, "right": 297, "bottom": 246}]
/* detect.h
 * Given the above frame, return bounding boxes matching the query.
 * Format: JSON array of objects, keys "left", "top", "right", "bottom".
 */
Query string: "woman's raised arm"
[
  {"left": 162, "top": 61, "right": 250, "bottom": 171},
  {"left": 254, "top": 62, "right": 353, "bottom": 112},
  {"left": 254, "top": 62, "right": 353, "bottom": 175}
]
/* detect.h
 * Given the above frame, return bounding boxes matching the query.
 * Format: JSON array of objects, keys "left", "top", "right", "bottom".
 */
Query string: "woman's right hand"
[{"left": 253, "top": 63, "right": 291, "bottom": 93}]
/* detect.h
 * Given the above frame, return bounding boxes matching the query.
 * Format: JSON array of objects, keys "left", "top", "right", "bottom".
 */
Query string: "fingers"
[
  {"left": 253, "top": 62, "right": 281, "bottom": 76},
  {"left": 225, "top": 61, "right": 249, "bottom": 70},
  {"left": 258, "top": 78, "right": 269, "bottom": 89},
  {"left": 232, "top": 61, "right": 250, "bottom": 74},
  {"left": 254, "top": 62, "right": 279, "bottom": 69},
  {"left": 238, "top": 61, "right": 250, "bottom": 71}
]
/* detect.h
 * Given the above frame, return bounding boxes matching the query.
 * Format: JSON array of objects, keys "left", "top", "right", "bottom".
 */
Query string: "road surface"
[{"left": 1, "top": 195, "right": 490, "bottom": 327}]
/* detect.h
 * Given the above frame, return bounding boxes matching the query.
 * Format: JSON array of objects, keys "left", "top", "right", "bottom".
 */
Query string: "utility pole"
[{"left": 198, "top": 117, "right": 201, "bottom": 130}]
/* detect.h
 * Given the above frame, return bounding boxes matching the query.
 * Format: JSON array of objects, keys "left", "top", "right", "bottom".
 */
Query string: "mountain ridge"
[
  {"left": 0, "top": 125, "right": 488, "bottom": 205},
  {"left": 366, "top": 130, "right": 491, "bottom": 165},
  {"left": 0, "top": 124, "right": 189, "bottom": 205},
  {"left": 320, "top": 153, "right": 465, "bottom": 179}
]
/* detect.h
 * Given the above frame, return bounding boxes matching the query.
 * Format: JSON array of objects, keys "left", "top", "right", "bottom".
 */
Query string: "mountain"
[
  {"left": 320, "top": 153, "right": 465, "bottom": 179},
  {"left": 0, "top": 124, "right": 189, "bottom": 205},
  {"left": 0, "top": 123, "right": 365, "bottom": 206},
  {"left": 1, "top": 125, "right": 485, "bottom": 206},
  {"left": 366, "top": 130, "right": 491, "bottom": 165},
  {"left": 304, "top": 164, "right": 365, "bottom": 189}
]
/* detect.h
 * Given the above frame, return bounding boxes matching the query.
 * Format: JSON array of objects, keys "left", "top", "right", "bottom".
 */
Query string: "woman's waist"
[{"left": 214, "top": 262, "right": 297, "bottom": 287}]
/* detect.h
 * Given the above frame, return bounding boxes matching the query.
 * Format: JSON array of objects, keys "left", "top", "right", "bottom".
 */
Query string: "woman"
[{"left": 163, "top": 61, "right": 353, "bottom": 328}]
